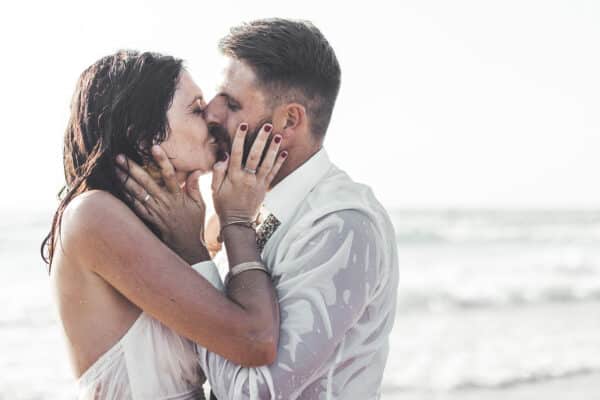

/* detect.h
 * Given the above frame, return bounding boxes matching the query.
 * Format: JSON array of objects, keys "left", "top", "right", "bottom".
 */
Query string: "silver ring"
[
  {"left": 142, "top": 193, "right": 151, "bottom": 203},
  {"left": 243, "top": 167, "right": 257, "bottom": 175}
]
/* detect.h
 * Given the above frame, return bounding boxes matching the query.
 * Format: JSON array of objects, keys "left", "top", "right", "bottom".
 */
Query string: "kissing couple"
[{"left": 43, "top": 18, "right": 398, "bottom": 400}]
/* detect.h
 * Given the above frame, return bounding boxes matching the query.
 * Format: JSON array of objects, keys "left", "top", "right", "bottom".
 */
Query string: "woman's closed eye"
[{"left": 191, "top": 98, "right": 205, "bottom": 116}]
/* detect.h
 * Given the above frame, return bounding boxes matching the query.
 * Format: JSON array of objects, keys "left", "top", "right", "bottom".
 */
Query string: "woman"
[{"left": 42, "top": 50, "right": 286, "bottom": 399}]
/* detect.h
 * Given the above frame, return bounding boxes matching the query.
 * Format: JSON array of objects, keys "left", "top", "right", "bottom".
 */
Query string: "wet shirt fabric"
[{"left": 194, "top": 149, "right": 399, "bottom": 400}]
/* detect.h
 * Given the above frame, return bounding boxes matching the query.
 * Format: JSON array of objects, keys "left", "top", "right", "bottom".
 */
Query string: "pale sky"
[{"left": 1, "top": 0, "right": 599, "bottom": 212}]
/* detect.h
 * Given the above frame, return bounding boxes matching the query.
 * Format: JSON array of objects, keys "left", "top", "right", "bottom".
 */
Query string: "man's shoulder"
[{"left": 307, "top": 164, "right": 389, "bottom": 223}]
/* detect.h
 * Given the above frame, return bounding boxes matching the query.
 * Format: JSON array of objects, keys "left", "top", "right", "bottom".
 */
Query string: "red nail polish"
[
  {"left": 264, "top": 124, "right": 272, "bottom": 133},
  {"left": 274, "top": 135, "right": 282, "bottom": 144},
  {"left": 240, "top": 123, "right": 248, "bottom": 132},
  {"left": 281, "top": 151, "right": 288, "bottom": 158}
]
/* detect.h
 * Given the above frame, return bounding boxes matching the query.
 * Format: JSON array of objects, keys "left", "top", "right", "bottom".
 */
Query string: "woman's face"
[{"left": 161, "top": 71, "right": 217, "bottom": 178}]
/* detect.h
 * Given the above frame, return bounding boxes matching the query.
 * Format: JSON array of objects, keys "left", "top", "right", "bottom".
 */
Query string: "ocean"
[{"left": 1, "top": 208, "right": 599, "bottom": 399}]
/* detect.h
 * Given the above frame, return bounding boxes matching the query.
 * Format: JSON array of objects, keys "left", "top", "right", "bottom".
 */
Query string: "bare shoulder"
[
  {"left": 62, "top": 190, "right": 130, "bottom": 227},
  {"left": 58, "top": 190, "right": 140, "bottom": 263}
]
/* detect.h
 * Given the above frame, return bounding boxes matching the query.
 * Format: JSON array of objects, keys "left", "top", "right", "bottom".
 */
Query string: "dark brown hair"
[
  {"left": 41, "top": 50, "right": 184, "bottom": 269},
  {"left": 219, "top": 18, "right": 341, "bottom": 138}
]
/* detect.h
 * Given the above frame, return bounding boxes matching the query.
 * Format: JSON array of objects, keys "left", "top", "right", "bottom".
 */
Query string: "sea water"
[{"left": 1, "top": 208, "right": 599, "bottom": 399}]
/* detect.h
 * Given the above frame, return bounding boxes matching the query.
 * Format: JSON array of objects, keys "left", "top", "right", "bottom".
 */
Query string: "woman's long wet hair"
[{"left": 41, "top": 50, "right": 184, "bottom": 270}]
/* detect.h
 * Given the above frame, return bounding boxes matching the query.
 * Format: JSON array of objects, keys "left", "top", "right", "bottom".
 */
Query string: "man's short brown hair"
[{"left": 219, "top": 18, "right": 342, "bottom": 138}]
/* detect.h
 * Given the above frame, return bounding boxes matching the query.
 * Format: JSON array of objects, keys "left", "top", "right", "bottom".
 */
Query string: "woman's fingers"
[
  {"left": 244, "top": 123, "right": 273, "bottom": 173},
  {"left": 115, "top": 167, "right": 160, "bottom": 210},
  {"left": 257, "top": 133, "right": 282, "bottom": 180},
  {"left": 211, "top": 154, "right": 229, "bottom": 192},
  {"left": 130, "top": 196, "right": 160, "bottom": 227},
  {"left": 115, "top": 155, "right": 167, "bottom": 203},
  {"left": 265, "top": 150, "right": 288, "bottom": 186},
  {"left": 229, "top": 123, "right": 248, "bottom": 171},
  {"left": 151, "top": 145, "right": 180, "bottom": 195}
]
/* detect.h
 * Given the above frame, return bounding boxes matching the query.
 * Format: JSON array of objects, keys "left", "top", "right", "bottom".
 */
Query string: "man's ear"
[{"left": 280, "top": 103, "right": 306, "bottom": 133}]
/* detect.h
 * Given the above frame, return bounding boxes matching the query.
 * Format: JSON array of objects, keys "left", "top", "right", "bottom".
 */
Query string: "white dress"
[{"left": 77, "top": 267, "right": 224, "bottom": 400}]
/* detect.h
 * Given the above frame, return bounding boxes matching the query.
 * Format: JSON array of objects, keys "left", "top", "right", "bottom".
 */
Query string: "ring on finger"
[
  {"left": 243, "top": 167, "right": 257, "bottom": 175},
  {"left": 142, "top": 192, "right": 151, "bottom": 203}
]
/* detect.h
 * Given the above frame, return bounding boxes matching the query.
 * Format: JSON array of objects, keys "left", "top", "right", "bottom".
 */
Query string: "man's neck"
[{"left": 269, "top": 143, "right": 322, "bottom": 189}]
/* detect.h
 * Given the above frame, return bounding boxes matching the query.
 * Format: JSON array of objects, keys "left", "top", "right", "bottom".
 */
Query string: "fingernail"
[
  {"left": 281, "top": 151, "right": 288, "bottom": 158},
  {"left": 264, "top": 124, "right": 272, "bottom": 133},
  {"left": 274, "top": 135, "right": 282, "bottom": 144},
  {"left": 240, "top": 123, "right": 248, "bottom": 132},
  {"left": 116, "top": 155, "right": 125, "bottom": 164}
]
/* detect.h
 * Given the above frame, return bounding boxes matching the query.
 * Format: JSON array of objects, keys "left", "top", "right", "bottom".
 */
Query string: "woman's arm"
[
  {"left": 60, "top": 190, "right": 273, "bottom": 366},
  {"left": 63, "top": 123, "right": 284, "bottom": 366}
]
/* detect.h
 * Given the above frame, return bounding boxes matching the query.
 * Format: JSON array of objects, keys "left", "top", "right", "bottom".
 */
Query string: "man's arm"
[{"left": 200, "top": 210, "right": 389, "bottom": 399}]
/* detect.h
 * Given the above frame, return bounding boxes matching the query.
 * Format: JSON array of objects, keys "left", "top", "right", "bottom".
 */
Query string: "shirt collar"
[{"left": 263, "top": 148, "right": 332, "bottom": 225}]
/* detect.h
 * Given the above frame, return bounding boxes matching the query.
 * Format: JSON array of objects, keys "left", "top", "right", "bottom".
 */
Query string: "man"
[{"left": 128, "top": 18, "right": 398, "bottom": 399}]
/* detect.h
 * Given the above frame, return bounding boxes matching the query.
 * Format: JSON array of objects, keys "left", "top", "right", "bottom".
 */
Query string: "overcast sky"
[{"left": 1, "top": 0, "right": 598, "bottom": 212}]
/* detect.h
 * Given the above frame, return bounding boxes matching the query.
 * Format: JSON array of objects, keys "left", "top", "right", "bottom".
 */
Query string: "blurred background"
[{"left": 1, "top": 0, "right": 599, "bottom": 399}]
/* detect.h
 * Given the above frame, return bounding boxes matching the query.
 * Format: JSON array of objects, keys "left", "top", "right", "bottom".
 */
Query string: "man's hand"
[
  {"left": 204, "top": 214, "right": 222, "bottom": 257},
  {"left": 115, "top": 145, "right": 209, "bottom": 264}
]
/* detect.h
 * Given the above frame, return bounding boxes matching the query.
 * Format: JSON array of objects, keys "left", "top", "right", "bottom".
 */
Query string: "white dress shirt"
[{"left": 193, "top": 148, "right": 398, "bottom": 399}]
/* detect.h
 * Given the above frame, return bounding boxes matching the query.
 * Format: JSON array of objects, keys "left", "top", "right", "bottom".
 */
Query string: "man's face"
[{"left": 204, "top": 57, "right": 273, "bottom": 159}]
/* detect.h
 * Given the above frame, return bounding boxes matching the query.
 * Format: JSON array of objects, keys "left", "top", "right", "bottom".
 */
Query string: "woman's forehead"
[{"left": 177, "top": 71, "right": 204, "bottom": 101}]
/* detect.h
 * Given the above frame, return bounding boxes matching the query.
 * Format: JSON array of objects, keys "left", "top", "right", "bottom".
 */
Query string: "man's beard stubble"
[{"left": 208, "top": 118, "right": 274, "bottom": 167}]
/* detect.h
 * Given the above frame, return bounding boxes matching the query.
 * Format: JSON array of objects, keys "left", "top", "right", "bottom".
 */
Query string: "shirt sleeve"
[
  {"left": 197, "top": 210, "right": 382, "bottom": 399},
  {"left": 191, "top": 260, "right": 224, "bottom": 291}
]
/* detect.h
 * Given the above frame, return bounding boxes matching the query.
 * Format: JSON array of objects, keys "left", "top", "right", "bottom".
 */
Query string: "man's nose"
[{"left": 204, "top": 97, "right": 226, "bottom": 126}]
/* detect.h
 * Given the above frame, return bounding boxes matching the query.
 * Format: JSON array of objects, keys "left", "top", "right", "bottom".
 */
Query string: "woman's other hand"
[
  {"left": 115, "top": 145, "right": 209, "bottom": 264},
  {"left": 211, "top": 123, "right": 287, "bottom": 228}
]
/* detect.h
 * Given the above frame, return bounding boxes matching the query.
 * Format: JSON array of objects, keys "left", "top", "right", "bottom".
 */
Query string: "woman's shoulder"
[
  {"left": 63, "top": 190, "right": 130, "bottom": 227},
  {"left": 60, "top": 190, "right": 137, "bottom": 251}
]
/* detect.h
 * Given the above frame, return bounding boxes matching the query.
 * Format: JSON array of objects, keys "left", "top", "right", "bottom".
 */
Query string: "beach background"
[
  {"left": 1, "top": 0, "right": 599, "bottom": 398},
  {"left": 2, "top": 207, "right": 600, "bottom": 399}
]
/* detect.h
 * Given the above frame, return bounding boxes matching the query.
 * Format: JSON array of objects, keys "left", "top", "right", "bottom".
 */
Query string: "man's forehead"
[{"left": 218, "top": 58, "right": 259, "bottom": 95}]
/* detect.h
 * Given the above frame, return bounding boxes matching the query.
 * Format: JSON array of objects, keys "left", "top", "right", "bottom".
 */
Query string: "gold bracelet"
[{"left": 224, "top": 261, "right": 269, "bottom": 286}]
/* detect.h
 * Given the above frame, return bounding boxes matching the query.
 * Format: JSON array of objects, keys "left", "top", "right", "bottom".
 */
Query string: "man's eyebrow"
[
  {"left": 215, "top": 87, "right": 234, "bottom": 101},
  {"left": 218, "top": 91, "right": 241, "bottom": 106}
]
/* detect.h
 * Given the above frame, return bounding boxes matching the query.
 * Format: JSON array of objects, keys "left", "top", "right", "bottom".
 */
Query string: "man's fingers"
[
  {"left": 265, "top": 150, "right": 288, "bottom": 186},
  {"left": 151, "top": 145, "right": 180, "bottom": 194},
  {"left": 115, "top": 155, "right": 167, "bottom": 203},
  {"left": 257, "top": 133, "right": 282, "bottom": 180},
  {"left": 245, "top": 123, "right": 272, "bottom": 172},
  {"left": 211, "top": 154, "right": 229, "bottom": 192},
  {"left": 230, "top": 123, "right": 248, "bottom": 171}
]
